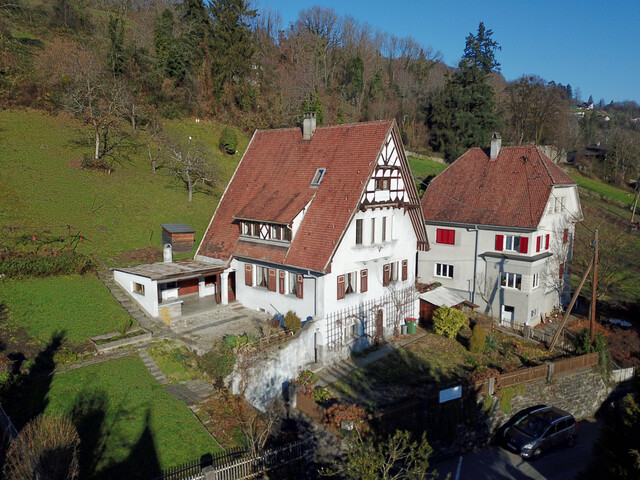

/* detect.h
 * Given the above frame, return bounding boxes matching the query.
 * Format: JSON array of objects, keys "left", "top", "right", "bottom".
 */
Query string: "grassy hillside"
[{"left": 0, "top": 110, "right": 247, "bottom": 263}]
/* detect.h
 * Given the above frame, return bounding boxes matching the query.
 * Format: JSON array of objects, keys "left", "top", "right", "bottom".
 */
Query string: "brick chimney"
[
  {"left": 302, "top": 112, "right": 317, "bottom": 140},
  {"left": 490, "top": 132, "right": 502, "bottom": 159}
]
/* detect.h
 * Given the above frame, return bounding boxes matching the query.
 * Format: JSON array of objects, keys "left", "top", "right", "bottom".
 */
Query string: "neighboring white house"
[
  {"left": 418, "top": 134, "right": 583, "bottom": 328},
  {"left": 195, "top": 115, "right": 429, "bottom": 364}
]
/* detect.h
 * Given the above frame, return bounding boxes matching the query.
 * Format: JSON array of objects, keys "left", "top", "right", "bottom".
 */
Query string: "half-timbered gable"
[{"left": 196, "top": 117, "right": 428, "bottom": 364}]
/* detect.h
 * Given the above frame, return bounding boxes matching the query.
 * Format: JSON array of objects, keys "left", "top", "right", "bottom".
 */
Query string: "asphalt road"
[{"left": 433, "top": 419, "right": 600, "bottom": 480}]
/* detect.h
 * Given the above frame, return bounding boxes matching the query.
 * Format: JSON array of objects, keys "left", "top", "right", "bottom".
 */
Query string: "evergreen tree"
[
  {"left": 208, "top": 0, "right": 257, "bottom": 100},
  {"left": 107, "top": 15, "right": 125, "bottom": 76},
  {"left": 429, "top": 22, "right": 501, "bottom": 161}
]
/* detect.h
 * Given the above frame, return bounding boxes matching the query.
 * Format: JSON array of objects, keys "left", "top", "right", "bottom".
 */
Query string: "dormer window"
[
  {"left": 239, "top": 220, "right": 291, "bottom": 243},
  {"left": 311, "top": 168, "right": 326, "bottom": 186}
]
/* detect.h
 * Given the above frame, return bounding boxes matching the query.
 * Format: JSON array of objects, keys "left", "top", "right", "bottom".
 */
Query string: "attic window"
[{"left": 311, "top": 168, "right": 326, "bottom": 186}]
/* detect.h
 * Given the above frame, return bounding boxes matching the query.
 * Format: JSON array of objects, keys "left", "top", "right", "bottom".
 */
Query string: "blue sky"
[{"left": 257, "top": 0, "right": 639, "bottom": 103}]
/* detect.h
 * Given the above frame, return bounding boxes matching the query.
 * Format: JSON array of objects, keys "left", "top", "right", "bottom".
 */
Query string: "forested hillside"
[{"left": 2, "top": 0, "right": 639, "bottom": 165}]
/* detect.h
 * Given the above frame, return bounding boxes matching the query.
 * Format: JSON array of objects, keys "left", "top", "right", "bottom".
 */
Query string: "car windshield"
[{"left": 515, "top": 415, "right": 549, "bottom": 437}]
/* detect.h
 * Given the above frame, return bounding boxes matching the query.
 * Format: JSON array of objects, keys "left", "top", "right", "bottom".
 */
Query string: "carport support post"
[{"left": 220, "top": 271, "right": 229, "bottom": 305}]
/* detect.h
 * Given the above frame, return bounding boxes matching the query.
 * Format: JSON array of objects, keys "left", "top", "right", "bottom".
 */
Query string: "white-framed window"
[
  {"left": 133, "top": 282, "right": 145, "bottom": 295},
  {"left": 345, "top": 271, "right": 357, "bottom": 295},
  {"left": 434, "top": 263, "right": 454, "bottom": 279},
  {"left": 382, "top": 217, "right": 387, "bottom": 242},
  {"left": 371, "top": 218, "right": 376, "bottom": 244},
  {"left": 500, "top": 272, "right": 522, "bottom": 290},
  {"left": 256, "top": 266, "right": 268, "bottom": 288},
  {"left": 554, "top": 196, "right": 565, "bottom": 213},
  {"left": 532, "top": 272, "right": 540, "bottom": 289},
  {"left": 504, "top": 235, "right": 521, "bottom": 252},
  {"left": 530, "top": 307, "right": 539, "bottom": 319},
  {"left": 355, "top": 219, "right": 363, "bottom": 245},
  {"left": 288, "top": 272, "right": 297, "bottom": 295}
]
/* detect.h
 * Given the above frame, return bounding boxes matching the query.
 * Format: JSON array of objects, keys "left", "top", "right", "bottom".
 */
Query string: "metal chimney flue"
[{"left": 163, "top": 244, "right": 173, "bottom": 263}]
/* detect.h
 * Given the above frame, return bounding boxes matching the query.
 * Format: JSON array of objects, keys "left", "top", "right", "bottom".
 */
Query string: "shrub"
[
  {"left": 224, "top": 333, "right": 255, "bottom": 350},
  {"left": 284, "top": 310, "right": 302, "bottom": 332},
  {"left": 499, "top": 384, "right": 526, "bottom": 414},
  {"left": 0, "top": 252, "right": 96, "bottom": 278},
  {"left": 219, "top": 127, "right": 237, "bottom": 154},
  {"left": 485, "top": 335, "right": 499, "bottom": 352},
  {"left": 573, "top": 328, "right": 607, "bottom": 354},
  {"left": 469, "top": 324, "right": 486, "bottom": 353},
  {"left": 196, "top": 343, "right": 235, "bottom": 386},
  {"left": 433, "top": 306, "right": 468, "bottom": 339},
  {"left": 312, "top": 386, "right": 332, "bottom": 404}
]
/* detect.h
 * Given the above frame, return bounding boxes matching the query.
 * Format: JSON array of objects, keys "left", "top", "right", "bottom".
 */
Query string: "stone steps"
[{"left": 138, "top": 347, "right": 168, "bottom": 384}]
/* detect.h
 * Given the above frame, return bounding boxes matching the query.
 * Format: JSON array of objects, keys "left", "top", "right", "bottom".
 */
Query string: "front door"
[
  {"left": 227, "top": 272, "right": 236, "bottom": 301},
  {"left": 501, "top": 305, "right": 515, "bottom": 327}
]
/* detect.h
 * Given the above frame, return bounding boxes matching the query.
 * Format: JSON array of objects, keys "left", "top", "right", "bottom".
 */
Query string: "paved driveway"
[{"left": 433, "top": 419, "right": 599, "bottom": 480}]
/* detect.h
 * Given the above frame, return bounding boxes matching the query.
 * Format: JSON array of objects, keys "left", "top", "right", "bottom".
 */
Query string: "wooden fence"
[{"left": 472, "top": 352, "right": 601, "bottom": 394}]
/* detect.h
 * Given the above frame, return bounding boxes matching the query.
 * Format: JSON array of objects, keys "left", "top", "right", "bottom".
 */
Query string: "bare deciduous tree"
[{"left": 165, "top": 135, "right": 216, "bottom": 202}]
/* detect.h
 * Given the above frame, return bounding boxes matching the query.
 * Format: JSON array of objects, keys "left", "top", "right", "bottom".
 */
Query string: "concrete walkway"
[{"left": 315, "top": 332, "right": 428, "bottom": 386}]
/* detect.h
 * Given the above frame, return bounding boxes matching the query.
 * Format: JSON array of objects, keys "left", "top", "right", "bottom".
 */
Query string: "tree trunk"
[
  {"left": 94, "top": 128, "right": 100, "bottom": 161},
  {"left": 632, "top": 188, "right": 640, "bottom": 223}
]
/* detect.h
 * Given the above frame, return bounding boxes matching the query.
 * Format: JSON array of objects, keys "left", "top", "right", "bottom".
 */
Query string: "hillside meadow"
[{"left": 0, "top": 109, "right": 246, "bottom": 262}]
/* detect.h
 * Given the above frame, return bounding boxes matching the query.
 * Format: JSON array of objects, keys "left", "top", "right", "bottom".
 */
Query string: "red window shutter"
[
  {"left": 278, "top": 270, "right": 285, "bottom": 294},
  {"left": 268, "top": 268, "right": 276, "bottom": 292},
  {"left": 495, "top": 235, "right": 504, "bottom": 251},
  {"left": 244, "top": 264, "right": 253, "bottom": 286},
  {"left": 536, "top": 236, "right": 541, "bottom": 253},
  {"left": 559, "top": 264, "right": 564, "bottom": 279},
  {"left": 448, "top": 230, "right": 455, "bottom": 245},
  {"left": 337, "top": 275, "right": 346, "bottom": 300},
  {"left": 436, "top": 229, "right": 442, "bottom": 243},
  {"left": 360, "top": 269, "right": 368, "bottom": 293},
  {"left": 402, "top": 259, "right": 408, "bottom": 281},
  {"left": 545, "top": 234, "right": 550, "bottom": 250},
  {"left": 563, "top": 228, "right": 569, "bottom": 244},
  {"left": 296, "top": 274, "right": 304, "bottom": 299},
  {"left": 383, "top": 264, "right": 390, "bottom": 286},
  {"left": 519, "top": 237, "right": 529, "bottom": 254}
]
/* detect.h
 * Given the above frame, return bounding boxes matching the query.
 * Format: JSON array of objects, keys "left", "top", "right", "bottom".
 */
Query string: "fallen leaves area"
[
  {"left": 566, "top": 317, "right": 640, "bottom": 367},
  {"left": 111, "top": 246, "right": 162, "bottom": 264},
  {"left": 197, "top": 390, "right": 248, "bottom": 449}
]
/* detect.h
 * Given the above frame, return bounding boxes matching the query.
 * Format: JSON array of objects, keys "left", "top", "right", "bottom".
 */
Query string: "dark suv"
[{"left": 502, "top": 405, "right": 577, "bottom": 459}]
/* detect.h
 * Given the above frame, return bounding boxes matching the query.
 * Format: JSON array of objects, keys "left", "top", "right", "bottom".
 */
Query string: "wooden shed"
[
  {"left": 419, "top": 286, "right": 478, "bottom": 324},
  {"left": 161, "top": 223, "right": 195, "bottom": 253}
]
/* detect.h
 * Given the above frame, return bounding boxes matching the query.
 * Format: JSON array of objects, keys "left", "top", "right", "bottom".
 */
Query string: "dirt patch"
[
  {"left": 68, "top": 158, "right": 83, "bottom": 169},
  {"left": 111, "top": 246, "right": 162, "bottom": 264}
]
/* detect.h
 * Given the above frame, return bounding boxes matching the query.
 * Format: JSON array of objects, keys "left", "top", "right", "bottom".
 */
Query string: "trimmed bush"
[
  {"left": 284, "top": 310, "right": 302, "bottom": 332},
  {"left": 469, "top": 324, "right": 486, "bottom": 353},
  {"left": 219, "top": 127, "right": 238, "bottom": 154},
  {"left": 433, "top": 306, "right": 468, "bottom": 339},
  {"left": 573, "top": 328, "right": 607, "bottom": 354}
]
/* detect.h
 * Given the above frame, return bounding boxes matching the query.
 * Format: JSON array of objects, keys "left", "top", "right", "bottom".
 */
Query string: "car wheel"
[{"left": 568, "top": 436, "right": 576, "bottom": 447}]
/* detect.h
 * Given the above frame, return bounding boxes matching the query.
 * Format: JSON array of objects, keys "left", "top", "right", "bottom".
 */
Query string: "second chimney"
[
  {"left": 490, "top": 132, "right": 502, "bottom": 159},
  {"left": 303, "top": 112, "right": 317, "bottom": 140}
]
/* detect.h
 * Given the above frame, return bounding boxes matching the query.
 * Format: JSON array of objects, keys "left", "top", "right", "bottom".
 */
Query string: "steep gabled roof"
[
  {"left": 197, "top": 120, "right": 402, "bottom": 272},
  {"left": 421, "top": 146, "right": 576, "bottom": 229}
]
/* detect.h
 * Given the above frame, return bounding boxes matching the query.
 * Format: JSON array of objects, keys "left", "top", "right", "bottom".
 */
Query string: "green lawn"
[
  {"left": 570, "top": 171, "right": 635, "bottom": 207},
  {"left": 0, "top": 275, "right": 131, "bottom": 346},
  {"left": 407, "top": 155, "right": 448, "bottom": 180},
  {"left": 7, "top": 355, "right": 220, "bottom": 478},
  {"left": 0, "top": 110, "right": 246, "bottom": 263}
]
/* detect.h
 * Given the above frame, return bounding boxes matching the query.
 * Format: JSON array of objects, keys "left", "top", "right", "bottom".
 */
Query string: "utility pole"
[{"left": 590, "top": 229, "right": 599, "bottom": 343}]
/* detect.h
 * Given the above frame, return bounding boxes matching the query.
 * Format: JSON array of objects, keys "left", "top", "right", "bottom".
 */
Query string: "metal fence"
[
  {"left": 157, "top": 441, "right": 309, "bottom": 480},
  {"left": 325, "top": 285, "right": 416, "bottom": 351}
]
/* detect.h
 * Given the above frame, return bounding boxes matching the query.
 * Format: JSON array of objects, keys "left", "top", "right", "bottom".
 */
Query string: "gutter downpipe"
[{"left": 471, "top": 225, "right": 479, "bottom": 304}]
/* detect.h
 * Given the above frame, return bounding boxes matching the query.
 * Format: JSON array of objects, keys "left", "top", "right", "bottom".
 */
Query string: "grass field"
[
  {"left": 0, "top": 110, "right": 246, "bottom": 263},
  {"left": 5, "top": 354, "right": 220, "bottom": 478},
  {"left": 407, "top": 155, "right": 448, "bottom": 181},
  {"left": 570, "top": 171, "right": 636, "bottom": 206},
  {"left": 0, "top": 275, "right": 130, "bottom": 346}
]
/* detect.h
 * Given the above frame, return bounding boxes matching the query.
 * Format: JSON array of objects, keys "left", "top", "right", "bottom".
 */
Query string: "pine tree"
[{"left": 429, "top": 22, "right": 501, "bottom": 161}]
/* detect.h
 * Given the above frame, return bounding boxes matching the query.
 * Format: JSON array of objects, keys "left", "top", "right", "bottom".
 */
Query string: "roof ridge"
[{"left": 253, "top": 119, "right": 393, "bottom": 134}]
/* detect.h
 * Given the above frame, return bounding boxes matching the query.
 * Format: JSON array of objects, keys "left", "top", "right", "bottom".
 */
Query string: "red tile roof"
[
  {"left": 197, "top": 120, "right": 397, "bottom": 272},
  {"left": 421, "top": 146, "right": 576, "bottom": 229}
]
